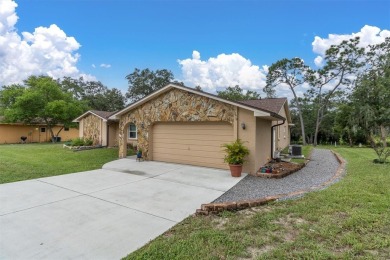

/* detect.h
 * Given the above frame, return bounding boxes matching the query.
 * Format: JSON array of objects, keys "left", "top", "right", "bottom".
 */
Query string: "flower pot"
[{"left": 229, "top": 164, "right": 243, "bottom": 177}]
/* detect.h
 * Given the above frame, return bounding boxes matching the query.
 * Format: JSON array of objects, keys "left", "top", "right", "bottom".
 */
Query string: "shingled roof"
[
  {"left": 73, "top": 110, "right": 118, "bottom": 122},
  {"left": 90, "top": 110, "right": 117, "bottom": 120},
  {"left": 239, "top": 98, "right": 287, "bottom": 114}
]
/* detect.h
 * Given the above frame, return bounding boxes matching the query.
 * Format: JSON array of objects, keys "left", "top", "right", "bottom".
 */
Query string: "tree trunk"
[
  {"left": 56, "top": 126, "right": 64, "bottom": 137},
  {"left": 380, "top": 125, "right": 387, "bottom": 148},
  {"left": 313, "top": 109, "right": 322, "bottom": 146},
  {"left": 291, "top": 89, "right": 306, "bottom": 145},
  {"left": 48, "top": 126, "right": 55, "bottom": 143}
]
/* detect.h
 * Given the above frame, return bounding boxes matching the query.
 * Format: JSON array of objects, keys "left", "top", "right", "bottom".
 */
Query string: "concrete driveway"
[{"left": 0, "top": 158, "right": 244, "bottom": 259}]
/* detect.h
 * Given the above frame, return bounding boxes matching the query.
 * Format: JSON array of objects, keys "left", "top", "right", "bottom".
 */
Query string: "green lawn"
[
  {"left": 125, "top": 147, "right": 390, "bottom": 259},
  {"left": 0, "top": 143, "right": 121, "bottom": 184}
]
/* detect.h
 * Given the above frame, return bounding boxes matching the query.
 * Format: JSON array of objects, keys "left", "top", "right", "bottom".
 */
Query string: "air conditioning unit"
[{"left": 291, "top": 145, "right": 302, "bottom": 156}]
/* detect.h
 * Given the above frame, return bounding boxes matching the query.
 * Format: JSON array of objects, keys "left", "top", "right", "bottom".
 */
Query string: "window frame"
[{"left": 128, "top": 123, "right": 137, "bottom": 139}]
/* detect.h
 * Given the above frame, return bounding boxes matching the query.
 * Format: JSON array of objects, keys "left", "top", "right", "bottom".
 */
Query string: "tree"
[
  {"left": 59, "top": 78, "right": 126, "bottom": 112},
  {"left": 265, "top": 58, "right": 312, "bottom": 145},
  {"left": 125, "top": 68, "right": 174, "bottom": 102},
  {"left": 308, "top": 37, "right": 365, "bottom": 146},
  {"left": 1, "top": 76, "right": 86, "bottom": 142},
  {"left": 217, "top": 85, "right": 261, "bottom": 101},
  {"left": 351, "top": 38, "right": 390, "bottom": 162},
  {"left": 82, "top": 81, "right": 125, "bottom": 111},
  {"left": 0, "top": 84, "right": 25, "bottom": 116}
]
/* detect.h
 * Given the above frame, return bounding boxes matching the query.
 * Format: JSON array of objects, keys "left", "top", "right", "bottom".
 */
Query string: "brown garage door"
[{"left": 152, "top": 122, "right": 233, "bottom": 169}]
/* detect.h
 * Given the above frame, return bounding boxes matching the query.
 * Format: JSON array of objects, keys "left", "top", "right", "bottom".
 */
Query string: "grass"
[
  {"left": 0, "top": 143, "right": 125, "bottom": 184},
  {"left": 125, "top": 147, "right": 390, "bottom": 259}
]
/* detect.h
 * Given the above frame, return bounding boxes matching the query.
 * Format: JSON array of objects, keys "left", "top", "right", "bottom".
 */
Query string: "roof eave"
[
  {"left": 109, "top": 83, "right": 276, "bottom": 120},
  {"left": 73, "top": 111, "right": 107, "bottom": 122}
]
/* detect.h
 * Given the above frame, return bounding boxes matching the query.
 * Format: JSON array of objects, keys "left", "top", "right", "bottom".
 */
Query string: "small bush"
[
  {"left": 84, "top": 138, "right": 93, "bottom": 146},
  {"left": 70, "top": 138, "right": 94, "bottom": 146},
  {"left": 71, "top": 137, "right": 85, "bottom": 146}
]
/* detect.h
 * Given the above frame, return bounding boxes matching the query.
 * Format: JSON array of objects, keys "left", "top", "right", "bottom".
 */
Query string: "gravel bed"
[{"left": 214, "top": 149, "right": 340, "bottom": 203}]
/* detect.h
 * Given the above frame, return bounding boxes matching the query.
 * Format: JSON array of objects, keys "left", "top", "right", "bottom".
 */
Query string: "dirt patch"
[
  {"left": 256, "top": 161, "right": 304, "bottom": 178},
  {"left": 211, "top": 217, "right": 229, "bottom": 230},
  {"left": 272, "top": 214, "right": 307, "bottom": 242}
]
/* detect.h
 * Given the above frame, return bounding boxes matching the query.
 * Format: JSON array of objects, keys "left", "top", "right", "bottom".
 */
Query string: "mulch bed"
[{"left": 255, "top": 161, "right": 305, "bottom": 179}]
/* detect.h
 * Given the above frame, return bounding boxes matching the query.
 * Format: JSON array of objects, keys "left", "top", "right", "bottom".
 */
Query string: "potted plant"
[
  {"left": 137, "top": 148, "right": 142, "bottom": 158},
  {"left": 222, "top": 139, "right": 250, "bottom": 177}
]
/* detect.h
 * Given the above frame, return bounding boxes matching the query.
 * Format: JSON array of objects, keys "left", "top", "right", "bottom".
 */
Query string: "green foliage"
[
  {"left": 84, "top": 138, "right": 93, "bottom": 146},
  {"left": 348, "top": 37, "right": 390, "bottom": 162},
  {"left": 60, "top": 77, "right": 126, "bottom": 111},
  {"left": 222, "top": 139, "right": 250, "bottom": 165},
  {"left": 1, "top": 75, "right": 86, "bottom": 141},
  {"left": 71, "top": 137, "right": 85, "bottom": 146},
  {"left": 125, "top": 68, "right": 174, "bottom": 102},
  {"left": 217, "top": 85, "right": 261, "bottom": 101},
  {"left": 71, "top": 137, "right": 93, "bottom": 146}
]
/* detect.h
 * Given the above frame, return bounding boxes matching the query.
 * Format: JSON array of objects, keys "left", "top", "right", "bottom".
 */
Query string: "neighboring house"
[
  {"left": 73, "top": 110, "right": 120, "bottom": 147},
  {"left": 0, "top": 117, "right": 78, "bottom": 144},
  {"left": 104, "top": 83, "right": 292, "bottom": 174}
]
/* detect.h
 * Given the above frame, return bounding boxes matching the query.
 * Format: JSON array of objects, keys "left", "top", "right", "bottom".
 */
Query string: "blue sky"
[{"left": 1, "top": 0, "right": 389, "bottom": 97}]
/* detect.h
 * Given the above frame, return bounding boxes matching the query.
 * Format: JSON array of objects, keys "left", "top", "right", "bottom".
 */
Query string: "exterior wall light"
[{"left": 241, "top": 123, "right": 246, "bottom": 130}]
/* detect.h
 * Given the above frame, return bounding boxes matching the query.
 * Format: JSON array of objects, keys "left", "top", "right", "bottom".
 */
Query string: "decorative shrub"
[
  {"left": 222, "top": 139, "right": 250, "bottom": 165},
  {"left": 84, "top": 138, "right": 93, "bottom": 146},
  {"left": 71, "top": 137, "right": 85, "bottom": 146},
  {"left": 70, "top": 137, "right": 94, "bottom": 146}
]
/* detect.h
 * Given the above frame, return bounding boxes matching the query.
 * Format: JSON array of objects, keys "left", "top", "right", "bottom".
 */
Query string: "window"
[
  {"left": 64, "top": 127, "right": 69, "bottom": 131},
  {"left": 128, "top": 123, "right": 137, "bottom": 139},
  {"left": 40, "top": 127, "right": 46, "bottom": 133}
]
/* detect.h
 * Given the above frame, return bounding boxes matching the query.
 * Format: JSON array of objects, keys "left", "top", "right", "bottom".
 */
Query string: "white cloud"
[
  {"left": 312, "top": 25, "right": 390, "bottom": 66},
  {"left": 192, "top": 50, "right": 200, "bottom": 60},
  {"left": 314, "top": 56, "right": 323, "bottom": 67},
  {"left": 178, "top": 50, "right": 267, "bottom": 92},
  {"left": 92, "top": 64, "right": 96, "bottom": 68},
  {"left": 0, "top": 0, "right": 94, "bottom": 86},
  {"left": 100, "top": 63, "right": 111, "bottom": 68}
]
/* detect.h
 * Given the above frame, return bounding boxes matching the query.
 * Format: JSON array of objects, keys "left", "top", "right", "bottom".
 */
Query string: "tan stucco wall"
[
  {"left": 81, "top": 114, "right": 103, "bottom": 145},
  {"left": 273, "top": 104, "right": 290, "bottom": 150},
  {"left": 107, "top": 122, "right": 119, "bottom": 147},
  {"left": 256, "top": 118, "right": 272, "bottom": 170},
  {"left": 236, "top": 109, "right": 274, "bottom": 174},
  {"left": 237, "top": 108, "right": 257, "bottom": 174},
  {"left": 118, "top": 88, "right": 236, "bottom": 160},
  {"left": 0, "top": 124, "right": 78, "bottom": 144},
  {"left": 79, "top": 120, "right": 83, "bottom": 138},
  {"left": 102, "top": 121, "right": 108, "bottom": 146}
]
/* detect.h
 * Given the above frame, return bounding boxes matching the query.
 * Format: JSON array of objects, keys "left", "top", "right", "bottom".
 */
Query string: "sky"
[{"left": 0, "top": 0, "right": 389, "bottom": 99}]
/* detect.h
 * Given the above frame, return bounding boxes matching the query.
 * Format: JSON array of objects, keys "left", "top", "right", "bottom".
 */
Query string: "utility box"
[{"left": 291, "top": 145, "right": 302, "bottom": 156}]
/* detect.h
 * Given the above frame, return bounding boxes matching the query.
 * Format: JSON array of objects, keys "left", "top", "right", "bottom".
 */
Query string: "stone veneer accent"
[
  {"left": 82, "top": 114, "right": 101, "bottom": 145},
  {"left": 118, "top": 88, "right": 236, "bottom": 158}
]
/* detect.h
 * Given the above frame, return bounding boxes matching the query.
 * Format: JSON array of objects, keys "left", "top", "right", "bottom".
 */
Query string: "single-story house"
[
  {"left": 72, "top": 110, "right": 120, "bottom": 147},
  {"left": 0, "top": 117, "right": 79, "bottom": 144},
  {"left": 103, "top": 83, "right": 292, "bottom": 174}
]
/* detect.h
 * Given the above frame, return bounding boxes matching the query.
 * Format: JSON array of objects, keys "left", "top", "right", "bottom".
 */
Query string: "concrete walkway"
[{"left": 0, "top": 158, "right": 244, "bottom": 259}]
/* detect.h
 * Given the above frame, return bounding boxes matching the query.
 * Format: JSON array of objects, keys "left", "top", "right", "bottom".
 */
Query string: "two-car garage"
[{"left": 152, "top": 122, "right": 233, "bottom": 169}]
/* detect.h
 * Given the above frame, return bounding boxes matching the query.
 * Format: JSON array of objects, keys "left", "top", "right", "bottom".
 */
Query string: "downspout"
[
  {"left": 106, "top": 121, "right": 110, "bottom": 147},
  {"left": 271, "top": 119, "right": 285, "bottom": 160}
]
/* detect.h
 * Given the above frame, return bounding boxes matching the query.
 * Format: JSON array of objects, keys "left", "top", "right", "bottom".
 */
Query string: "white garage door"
[{"left": 152, "top": 122, "right": 234, "bottom": 169}]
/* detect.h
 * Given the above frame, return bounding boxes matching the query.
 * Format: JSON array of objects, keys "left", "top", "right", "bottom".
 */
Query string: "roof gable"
[
  {"left": 73, "top": 110, "right": 117, "bottom": 122},
  {"left": 109, "top": 83, "right": 285, "bottom": 120}
]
